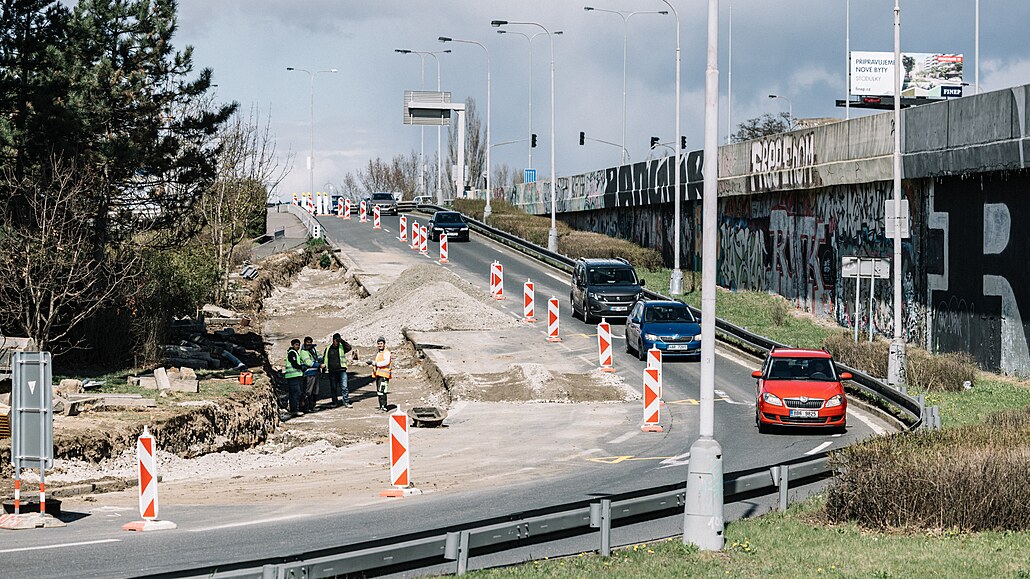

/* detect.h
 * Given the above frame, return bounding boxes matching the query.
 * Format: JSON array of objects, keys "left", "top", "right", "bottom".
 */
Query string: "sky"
[{"left": 173, "top": 1, "right": 1030, "bottom": 200}]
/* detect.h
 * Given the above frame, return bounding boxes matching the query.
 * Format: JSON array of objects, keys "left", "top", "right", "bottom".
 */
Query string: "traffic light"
[
  {"left": 681, "top": 136, "right": 687, "bottom": 150},
  {"left": 579, "top": 131, "right": 585, "bottom": 146},
  {"left": 650, "top": 136, "right": 659, "bottom": 149},
  {"left": 531, "top": 133, "right": 538, "bottom": 148}
]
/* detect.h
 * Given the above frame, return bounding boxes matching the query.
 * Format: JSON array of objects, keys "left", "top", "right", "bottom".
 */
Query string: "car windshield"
[
  {"left": 434, "top": 212, "right": 465, "bottom": 225},
  {"left": 768, "top": 358, "right": 835, "bottom": 381},
  {"left": 644, "top": 305, "right": 696, "bottom": 323},
  {"left": 371, "top": 193, "right": 394, "bottom": 201},
  {"left": 588, "top": 266, "right": 637, "bottom": 286}
]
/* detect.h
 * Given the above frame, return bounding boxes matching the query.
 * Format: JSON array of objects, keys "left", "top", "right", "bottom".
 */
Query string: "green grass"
[
  {"left": 921, "top": 377, "right": 1030, "bottom": 428},
  {"left": 471, "top": 500, "right": 1030, "bottom": 578}
]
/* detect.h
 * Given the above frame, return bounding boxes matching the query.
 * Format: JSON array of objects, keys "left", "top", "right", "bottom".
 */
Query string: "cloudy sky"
[{"left": 174, "top": 1, "right": 1030, "bottom": 199}]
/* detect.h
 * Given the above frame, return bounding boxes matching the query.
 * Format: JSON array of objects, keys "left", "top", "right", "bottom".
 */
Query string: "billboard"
[{"left": 850, "top": 52, "right": 964, "bottom": 99}]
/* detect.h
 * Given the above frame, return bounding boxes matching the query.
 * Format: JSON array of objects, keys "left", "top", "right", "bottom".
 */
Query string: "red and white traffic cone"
[
  {"left": 380, "top": 410, "right": 421, "bottom": 498},
  {"left": 398, "top": 215, "right": 407, "bottom": 242},
  {"left": 647, "top": 347, "right": 664, "bottom": 404},
  {"left": 597, "top": 320, "right": 615, "bottom": 372},
  {"left": 373, "top": 204, "right": 382, "bottom": 229},
  {"left": 343, "top": 198, "right": 352, "bottom": 220},
  {"left": 123, "top": 426, "right": 176, "bottom": 531},
  {"left": 489, "top": 261, "right": 505, "bottom": 300},
  {"left": 523, "top": 280, "right": 537, "bottom": 322},
  {"left": 438, "top": 233, "right": 449, "bottom": 263},
  {"left": 359, "top": 200, "right": 368, "bottom": 223},
  {"left": 546, "top": 297, "right": 561, "bottom": 342},
  {"left": 641, "top": 368, "right": 663, "bottom": 432}
]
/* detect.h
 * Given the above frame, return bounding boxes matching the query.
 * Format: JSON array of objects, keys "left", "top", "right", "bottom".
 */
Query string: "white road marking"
[
  {"left": 714, "top": 389, "right": 744, "bottom": 405},
  {"left": 0, "top": 539, "right": 121, "bottom": 554},
  {"left": 545, "top": 271, "right": 571, "bottom": 286},
  {"left": 848, "top": 406, "right": 887, "bottom": 435},
  {"left": 608, "top": 431, "right": 638, "bottom": 444},
  {"left": 804, "top": 441, "right": 833, "bottom": 455},
  {"left": 188, "top": 513, "right": 311, "bottom": 532},
  {"left": 658, "top": 452, "right": 691, "bottom": 469}
]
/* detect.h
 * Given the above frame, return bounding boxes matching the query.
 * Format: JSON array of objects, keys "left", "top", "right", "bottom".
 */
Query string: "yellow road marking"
[{"left": 588, "top": 455, "right": 677, "bottom": 464}]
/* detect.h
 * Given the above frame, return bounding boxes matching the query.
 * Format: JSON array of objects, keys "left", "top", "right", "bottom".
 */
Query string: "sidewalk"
[{"left": 252, "top": 204, "right": 309, "bottom": 260}]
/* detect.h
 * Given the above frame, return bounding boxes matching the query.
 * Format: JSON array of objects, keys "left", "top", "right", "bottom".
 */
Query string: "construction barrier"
[
  {"left": 398, "top": 215, "right": 407, "bottom": 241},
  {"left": 359, "top": 200, "right": 368, "bottom": 223},
  {"left": 344, "top": 198, "right": 352, "bottom": 219},
  {"left": 546, "top": 297, "right": 561, "bottom": 342},
  {"left": 489, "top": 261, "right": 504, "bottom": 300},
  {"left": 373, "top": 204, "right": 382, "bottom": 229},
  {"left": 336, "top": 198, "right": 344, "bottom": 218},
  {"left": 597, "top": 321, "right": 615, "bottom": 372},
  {"left": 523, "top": 280, "right": 537, "bottom": 322},
  {"left": 642, "top": 367, "right": 663, "bottom": 432},
  {"left": 292, "top": 192, "right": 298, "bottom": 205},
  {"left": 410, "top": 220, "right": 419, "bottom": 250},
  {"left": 647, "top": 347, "right": 663, "bottom": 401},
  {"left": 380, "top": 410, "right": 421, "bottom": 498},
  {"left": 123, "top": 426, "right": 176, "bottom": 531},
  {"left": 419, "top": 225, "right": 429, "bottom": 255},
  {"left": 438, "top": 233, "right": 449, "bottom": 263}
]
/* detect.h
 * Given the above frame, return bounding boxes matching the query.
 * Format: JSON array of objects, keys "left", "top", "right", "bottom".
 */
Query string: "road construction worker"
[
  {"left": 367, "top": 336, "right": 392, "bottom": 412},
  {"left": 299, "top": 336, "right": 321, "bottom": 412},
  {"left": 322, "top": 333, "right": 355, "bottom": 407},
  {"left": 284, "top": 339, "right": 305, "bottom": 416}
]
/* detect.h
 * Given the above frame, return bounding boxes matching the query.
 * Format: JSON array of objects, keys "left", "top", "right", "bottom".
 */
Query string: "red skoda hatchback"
[{"left": 753, "top": 348, "right": 850, "bottom": 433}]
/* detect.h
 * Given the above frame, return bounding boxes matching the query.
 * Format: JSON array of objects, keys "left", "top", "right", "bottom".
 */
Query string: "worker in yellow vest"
[
  {"left": 367, "top": 336, "right": 392, "bottom": 412},
  {"left": 284, "top": 339, "right": 305, "bottom": 417}
]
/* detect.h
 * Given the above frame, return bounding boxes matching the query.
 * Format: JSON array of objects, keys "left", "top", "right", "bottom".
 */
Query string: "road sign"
[
  {"left": 403, "top": 91, "right": 452, "bottom": 126},
  {"left": 841, "top": 257, "right": 890, "bottom": 279},
  {"left": 524, "top": 168, "right": 537, "bottom": 184},
  {"left": 884, "top": 199, "right": 910, "bottom": 239},
  {"left": 11, "top": 351, "right": 53, "bottom": 469}
]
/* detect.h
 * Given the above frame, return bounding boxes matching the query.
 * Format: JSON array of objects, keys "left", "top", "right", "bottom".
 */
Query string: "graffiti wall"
[{"left": 928, "top": 172, "right": 1030, "bottom": 376}]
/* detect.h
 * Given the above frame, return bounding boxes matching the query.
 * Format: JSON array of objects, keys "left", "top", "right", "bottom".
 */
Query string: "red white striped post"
[
  {"left": 647, "top": 347, "right": 663, "bottom": 403},
  {"left": 438, "top": 233, "right": 449, "bottom": 263},
  {"left": 546, "top": 297, "right": 562, "bottom": 342},
  {"left": 642, "top": 367, "right": 663, "bottom": 432},
  {"left": 122, "top": 426, "right": 176, "bottom": 531},
  {"left": 489, "top": 261, "right": 504, "bottom": 300},
  {"left": 13, "top": 478, "right": 20, "bottom": 515},
  {"left": 343, "top": 198, "right": 352, "bottom": 219},
  {"left": 523, "top": 280, "right": 537, "bottom": 322},
  {"left": 419, "top": 225, "right": 429, "bottom": 255},
  {"left": 398, "top": 215, "right": 407, "bottom": 241},
  {"left": 380, "top": 410, "right": 421, "bottom": 497},
  {"left": 336, "top": 197, "right": 344, "bottom": 218},
  {"left": 410, "top": 220, "right": 419, "bottom": 249},
  {"left": 597, "top": 320, "right": 615, "bottom": 372},
  {"left": 373, "top": 204, "right": 382, "bottom": 229},
  {"left": 359, "top": 200, "right": 368, "bottom": 222},
  {"left": 292, "top": 192, "right": 298, "bottom": 205}
]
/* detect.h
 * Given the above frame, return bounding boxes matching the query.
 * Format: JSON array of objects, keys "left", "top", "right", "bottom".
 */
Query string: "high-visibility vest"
[
  {"left": 284, "top": 350, "right": 303, "bottom": 379},
  {"left": 298, "top": 347, "right": 318, "bottom": 375},
  {"left": 322, "top": 344, "right": 349, "bottom": 370},
  {"left": 372, "top": 348, "right": 392, "bottom": 380}
]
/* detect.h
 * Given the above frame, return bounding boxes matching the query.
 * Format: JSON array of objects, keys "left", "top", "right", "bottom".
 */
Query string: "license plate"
[
  {"left": 610, "top": 306, "right": 627, "bottom": 312},
  {"left": 790, "top": 410, "right": 819, "bottom": 418},
  {"left": 667, "top": 344, "right": 688, "bottom": 351}
]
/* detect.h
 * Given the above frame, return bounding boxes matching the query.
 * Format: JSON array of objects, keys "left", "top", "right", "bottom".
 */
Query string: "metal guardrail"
[{"left": 191, "top": 204, "right": 933, "bottom": 578}]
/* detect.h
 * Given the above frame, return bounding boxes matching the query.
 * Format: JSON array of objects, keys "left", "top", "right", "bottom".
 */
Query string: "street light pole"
[
  {"left": 395, "top": 49, "right": 450, "bottom": 201},
  {"left": 659, "top": 0, "right": 684, "bottom": 295},
  {"left": 497, "top": 30, "right": 561, "bottom": 171},
  {"left": 286, "top": 67, "right": 337, "bottom": 208},
  {"left": 494, "top": 19, "right": 558, "bottom": 252},
  {"left": 440, "top": 37, "right": 492, "bottom": 220},
  {"left": 584, "top": 7, "right": 667, "bottom": 166},
  {"left": 846, "top": 0, "right": 851, "bottom": 120},
  {"left": 888, "top": 0, "right": 907, "bottom": 387},
  {"left": 768, "top": 94, "right": 793, "bottom": 130}
]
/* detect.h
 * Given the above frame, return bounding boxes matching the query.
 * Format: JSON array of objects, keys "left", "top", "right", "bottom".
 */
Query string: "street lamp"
[
  {"left": 439, "top": 36, "right": 492, "bottom": 220},
  {"left": 659, "top": 0, "right": 684, "bottom": 295},
  {"left": 768, "top": 93, "right": 793, "bottom": 130},
  {"left": 395, "top": 49, "right": 450, "bottom": 202},
  {"left": 584, "top": 6, "right": 667, "bottom": 166},
  {"left": 493, "top": 19, "right": 559, "bottom": 253},
  {"left": 497, "top": 29, "right": 563, "bottom": 171},
  {"left": 286, "top": 67, "right": 338, "bottom": 207}
]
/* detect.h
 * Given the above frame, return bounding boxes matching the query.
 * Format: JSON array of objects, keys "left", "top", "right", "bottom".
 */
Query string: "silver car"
[{"left": 368, "top": 192, "right": 399, "bottom": 215}]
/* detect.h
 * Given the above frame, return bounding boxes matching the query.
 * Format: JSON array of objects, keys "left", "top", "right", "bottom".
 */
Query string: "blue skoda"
[{"left": 625, "top": 300, "right": 702, "bottom": 360}]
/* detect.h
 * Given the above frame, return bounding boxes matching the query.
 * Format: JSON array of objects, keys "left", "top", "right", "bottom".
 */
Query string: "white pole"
[
  {"left": 888, "top": 0, "right": 907, "bottom": 387},
  {"left": 846, "top": 0, "right": 851, "bottom": 120},
  {"left": 548, "top": 28, "right": 557, "bottom": 252},
  {"left": 727, "top": 0, "right": 732, "bottom": 142},
  {"left": 975, "top": 0, "right": 980, "bottom": 94},
  {"left": 420, "top": 53, "right": 426, "bottom": 198},
  {"left": 662, "top": 0, "right": 683, "bottom": 295}
]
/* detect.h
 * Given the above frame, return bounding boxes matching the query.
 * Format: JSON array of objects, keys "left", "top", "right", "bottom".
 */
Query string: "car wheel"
[
  {"left": 756, "top": 409, "right": 771, "bottom": 434},
  {"left": 637, "top": 339, "right": 647, "bottom": 361},
  {"left": 570, "top": 294, "right": 580, "bottom": 320},
  {"left": 625, "top": 331, "right": 635, "bottom": 354}
]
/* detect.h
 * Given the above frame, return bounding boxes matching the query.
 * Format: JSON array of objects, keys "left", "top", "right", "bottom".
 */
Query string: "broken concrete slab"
[
  {"left": 56, "top": 379, "right": 83, "bottom": 398},
  {"left": 169, "top": 379, "right": 199, "bottom": 393},
  {"left": 154, "top": 367, "right": 171, "bottom": 391}
]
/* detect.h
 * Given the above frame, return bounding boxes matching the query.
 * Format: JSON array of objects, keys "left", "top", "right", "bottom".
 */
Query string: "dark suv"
[
  {"left": 367, "top": 192, "right": 398, "bottom": 215},
  {"left": 570, "top": 258, "right": 644, "bottom": 323}
]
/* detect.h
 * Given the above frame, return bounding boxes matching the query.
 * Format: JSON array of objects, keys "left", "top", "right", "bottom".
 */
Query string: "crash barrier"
[
  {"left": 489, "top": 261, "right": 504, "bottom": 300},
  {"left": 285, "top": 202, "right": 322, "bottom": 240},
  {"left": 419, "top": 225, "right": 429, "bottom": 255},
  {"left": 373, "top": 204, "right": 382, "bottom": 229},
  {"left": 176, "top": 453, "right": 833, "bottom": 578},
  {"left": 597, "top": 321, "right": 614, "bottom": 372},
  {"left": 523, "top": 280, "right": 537, "bottom": 322},
  {"left": 398, "top": 215, "right": 407, "bottom": 242},
  {"left": 546, "top": 297, "right": 561, "bottom": 342},
  {"left": 439, "top": 233, "right": 449, "bottom": 264}
]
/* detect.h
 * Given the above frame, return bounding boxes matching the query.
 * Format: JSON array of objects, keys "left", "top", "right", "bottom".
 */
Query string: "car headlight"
[
  {"left": 460, "top": 226, "right": 469, "bottom": 230},
  {"left": 761, "top": 392, "right": 783, "bottom": 406},
  {"left": 825, "top": 394, "right": 843, "bottom": 408},
  {"left": 693, "top": 334, "right": 703, "bottom": 342},
  {"left": 433, "top": 227, "right": 442, "bottom": 231},
  {"left": 644, "top": 333, "right": 659, "bottom": 341},
  {"left": 588, "top": 292, "right": 601, "bottom": 301}
]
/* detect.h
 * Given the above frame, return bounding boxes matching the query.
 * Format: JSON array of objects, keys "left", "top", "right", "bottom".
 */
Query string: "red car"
[{"left": 753, "top": 347, "right": 850, "bottom": 433}]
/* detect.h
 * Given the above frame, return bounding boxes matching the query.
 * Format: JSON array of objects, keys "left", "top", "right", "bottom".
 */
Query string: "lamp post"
[
  {"left": 286, "top": 67, "right": 338, "bottom": 206},
  {"left": 497, "top": 29, "right": 563, "bottom": 171},
  {"left": 659, "top": 0, "right": 684, "bottom": 295},
  {"left": 975, "top": 0, "right": 979, "bottom": 94},
  {"left": 768, "top": 93, "right": 793, "bottom": 130},
  {"left": 845, "top": 0, "right": 851, "bottom": 120},
  {"left": 583, "top": 6, "right": 667, "bottom": 166},
  {"left": 395, "top": 49, "right": 450, "bottom": 202},
  {"left": 887, "top": 0, "right": 907, "bottom": 387},
  {"left": 439, "top": 36, "right": 492, "bottom": 220},
  {"left": 493, "top": 19, "right": 559, "bottom": 252}
]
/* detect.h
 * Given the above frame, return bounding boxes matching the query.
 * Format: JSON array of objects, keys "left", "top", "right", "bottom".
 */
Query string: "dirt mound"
[{"left": 339, "top": 264, "right": 518, "bottom": 347}]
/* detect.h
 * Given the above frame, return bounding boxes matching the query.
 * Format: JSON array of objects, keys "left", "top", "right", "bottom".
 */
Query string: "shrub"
[
  {"left": 769, "top": 298, "right": 789, "bottom": 327},
  {"left": 821, "top": 331, "right": 978, "bottom": 392},
  {"left": 825, "top": 406, "right": 1030, "bottom": 531}
]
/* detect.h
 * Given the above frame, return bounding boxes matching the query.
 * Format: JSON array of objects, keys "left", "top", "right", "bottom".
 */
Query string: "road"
[{"left": 0, "top": 210, "right": 890, "bottom": 578}]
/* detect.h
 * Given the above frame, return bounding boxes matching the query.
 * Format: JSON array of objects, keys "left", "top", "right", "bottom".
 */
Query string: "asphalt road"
[{"left": 0, "top": 210, "right": 890, "bottom": 578}]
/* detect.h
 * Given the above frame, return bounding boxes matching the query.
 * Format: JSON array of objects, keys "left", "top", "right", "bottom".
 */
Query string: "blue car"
[{"left": 625, "top": 300, "right": 702, "bottom": 361}]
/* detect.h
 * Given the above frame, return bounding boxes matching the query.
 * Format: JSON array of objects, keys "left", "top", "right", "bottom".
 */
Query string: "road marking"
[
  {"left": 589, "top": 455, "right": 676, "bottom": 464},
  {"left": 804, "top": 441, "right": 833, "bottom": 455},
  {"left": 608, "top": 431, "right": 638, "bottom": 444},
  {"left": 0, "top": 539, "right": 121, "bottom": 554},
  {"left": 545, "top": 271, "right": 571, "bottom": 286},
  {"left": 188, "top": 513, "right": 311, "bottom": 532},
  {"left": 848, "top": 406, "right": 887, "bottom": 435},
  {"left": 667, "top": 398, "right": 700, "bottom": 405},
  {"left": 658, "top": 452, "right": 691, "bottom": 469},
  {"left": 714, "top": 389, "right": 743, "bottom": 404}
]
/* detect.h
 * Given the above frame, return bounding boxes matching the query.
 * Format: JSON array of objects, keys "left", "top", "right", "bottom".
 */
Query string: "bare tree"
[
  {"left": 731, "top": 112, "right": 791, "bottom": 143},
  {"left": 446, "top": 97, "right": 484, "bottom": 196}
]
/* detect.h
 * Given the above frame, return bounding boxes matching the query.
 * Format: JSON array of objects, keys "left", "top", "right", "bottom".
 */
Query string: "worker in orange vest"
[{"left": 367, "top": 336, "right": 392, "bottom": 412}]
